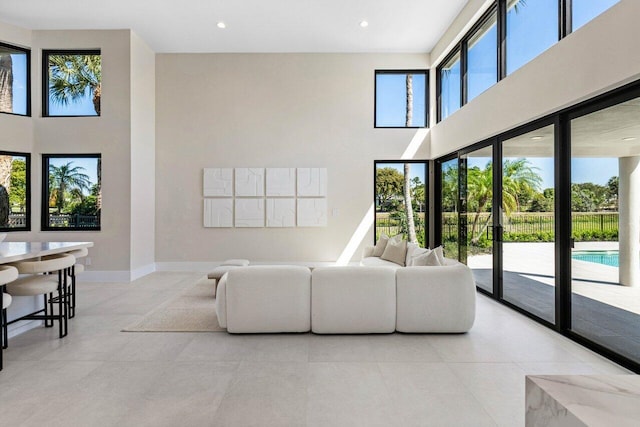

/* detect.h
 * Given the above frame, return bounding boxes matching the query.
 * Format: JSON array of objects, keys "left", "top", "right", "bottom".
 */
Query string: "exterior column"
[{"left": 618, "top": 156, "right": 640, "bottom": 287}]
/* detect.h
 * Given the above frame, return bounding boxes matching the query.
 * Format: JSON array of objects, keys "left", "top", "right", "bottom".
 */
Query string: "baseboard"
[
  {"left": 7, "top": 319, "right": 42, "bottom": 339},
  {"left": 130, "top": 263, "right": 157, "bottom": 281},
  {"left": 79, "top": 270, "right": 132, "bottom": 283}
]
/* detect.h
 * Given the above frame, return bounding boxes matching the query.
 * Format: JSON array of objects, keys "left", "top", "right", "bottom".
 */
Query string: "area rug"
[{"left": 122, "top": 277, "right": 226, "bottom": 332}]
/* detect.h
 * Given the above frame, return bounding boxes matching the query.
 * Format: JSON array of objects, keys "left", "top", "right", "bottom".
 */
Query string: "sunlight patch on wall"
[{"left": 401, "top": 128, "right": 429, "bottom": 160}]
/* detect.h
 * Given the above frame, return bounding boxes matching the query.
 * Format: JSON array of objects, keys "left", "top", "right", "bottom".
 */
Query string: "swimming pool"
[{"left": 572, "top": 250, "right": 619, "bottom": 267}]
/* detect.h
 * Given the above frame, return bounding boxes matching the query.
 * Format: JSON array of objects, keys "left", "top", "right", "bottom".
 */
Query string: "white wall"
[
  {"left": 130, "top": 32, "right": 156, "bottom": 278},
  {"left": 155, "top": 53, "right": 430, "bottom": 265},
  {"left": 430, "top": 0, "right": 637, "bottom": 158},
  {"left": 28, "top": 30, "right": 133, "bottom": 277}
]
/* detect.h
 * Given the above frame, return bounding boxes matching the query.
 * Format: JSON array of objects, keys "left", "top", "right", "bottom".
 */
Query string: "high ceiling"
[{"left": 0, "top": 0, "right": 469, "bottom": 53}]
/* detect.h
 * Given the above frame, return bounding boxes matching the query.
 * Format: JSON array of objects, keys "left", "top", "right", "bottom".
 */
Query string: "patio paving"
[{"left": 468, "top": 242, "right": 640, "bottom": 363}]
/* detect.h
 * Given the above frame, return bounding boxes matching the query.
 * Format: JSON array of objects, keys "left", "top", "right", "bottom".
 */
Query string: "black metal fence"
[{"left": 440, "top": 212, "right": 619, "bottom": 241}]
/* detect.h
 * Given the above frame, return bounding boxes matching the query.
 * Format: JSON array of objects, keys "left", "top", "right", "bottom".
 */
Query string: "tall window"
[
  {"left": 374, "top": 161, "right": 428, "bottom": 247},
  {"left": 0, "top": 42, "right": 30, "bottom": 116},
  {"left": 467, "top": 11, "right": 498, "bottom": 102},
  {"left": 42, "top": 154, "right": 101, "bottom": 231},
  {"left": 43, "top": 50, "right": 101, "bottom": 117},
  {"left": 375, "top": 70, "right": 428, "bottom": 128},
  {"left": 506, "top": 0, "right": 558, "bottom": 75},
  {"left": 0, "top": 151, "right": 30, "bottom": 231},
  {"left": 439, "top": 51, "right": 461, "bottom": 121},
  {"left": 571, "top": 0, "right": 620, "bottom": 32}
]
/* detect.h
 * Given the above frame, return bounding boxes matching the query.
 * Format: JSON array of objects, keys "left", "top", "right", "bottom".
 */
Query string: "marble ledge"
[{"left": 526, "top": 375, "right": 640, "bottom": 427}]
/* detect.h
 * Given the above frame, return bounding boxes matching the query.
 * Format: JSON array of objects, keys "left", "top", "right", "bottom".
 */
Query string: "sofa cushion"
[
  {"left": 433, "top": 246, "right": 445, "bottom": 265},
  {"left": 225, "top": 266, "right": 311, "bottom": 333},
  {"left": 396, "top": 264, "right": 476, "bottom": 333},
  {"left": 360, "top": 257, "right": 401, "bottom": 268},
  {"left": 311, "top": 266, "right": 396, "bottom": 334},
  {"left": 371, "top": 234, "right": 389, "bottom": 257},
  {"left": 380, "top": 236, "right": 407, "bottom": 266}
]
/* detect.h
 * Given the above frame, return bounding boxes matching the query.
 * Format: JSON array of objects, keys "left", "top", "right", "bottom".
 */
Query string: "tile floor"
[{"left": 0, "top": 272, "right": 632, "bottom": 426}]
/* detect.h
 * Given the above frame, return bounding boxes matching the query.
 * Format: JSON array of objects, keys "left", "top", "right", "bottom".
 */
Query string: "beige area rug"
[{"left": 122, "top": 277, "right": 226, "bottom": 332}]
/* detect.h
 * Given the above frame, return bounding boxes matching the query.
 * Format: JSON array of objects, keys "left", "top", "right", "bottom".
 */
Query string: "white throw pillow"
[
  {"left": 411, "top": 250, "right": 442, "bottom": 266},
  {"left": 380, "top": 237, "right": 407, "bottom": 266},
  {"left": 408, "top": 246, "right": 429, "bottom": 265},
  {"left": 433, "top": 246, "right": 445, "bottom": 265},
  {"left": 406, "top": 242, "right": 419, "bottom": 266},
  {"left": 372, "top": 234, "right": 390, "bottom": 257}
]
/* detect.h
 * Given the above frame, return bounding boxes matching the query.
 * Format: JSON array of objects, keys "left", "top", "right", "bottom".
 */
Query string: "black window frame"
[
  {"left": 374, "top": 69, "right": 429, "bottom": 129},
  {"left": 436, "top": 47, "right": 462, "bottom": 123},
  {"left": 436, "top": 0, "right": 619, "bottom": 123},
  {"left": 42, "top": 49, "right": 101, "bottom": 118},
  {"left": 373, "top": 159, "right": 429, "bottom": 247},
  {"left": 433, "top": 78, "right": 640, "bottom": 375},
  {"left": 41, "top": 153, "right": 101, "bottom": 231},
  {"left": 0, "top": 150, "right": 31, "bottom": 232},
  {"left": 0, "top": 41, "right": 32, "bottom": 117}
]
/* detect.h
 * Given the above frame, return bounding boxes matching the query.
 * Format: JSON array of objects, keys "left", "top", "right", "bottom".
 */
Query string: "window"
[
  {"left": 375, "top": 70, "right": 428, "bottom": 128},
  {"left": 43, "top": 50, "right": 101, "bottom": 117},
  {"left": 0, "top": 42, "right": 30, "bottom": 116},
  {"left": 571, "top": 0, "right": 620, "bottom": 32},
  {"left": 506, "top": 0, "right": 558, "bottom": 75},
  {"left": 42, "top": 154, "right": 101, "bottom": 231},
  {"left": 436, "top": 1, "right": 625, "bottom": 122},
  {"left": 438, "top": 51, "right": 461, "bottom": 121},
  {"left": 467, "top": 11, "right": 498, "bottom": 102},
  {"left": 0, "top": 151, "right": 30, "bottom": 231},
  {"left": 374, "top": 161, "right": 428, "bottom": 247}
]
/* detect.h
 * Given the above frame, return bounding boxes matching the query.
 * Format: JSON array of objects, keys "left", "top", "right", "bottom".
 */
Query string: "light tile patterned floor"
[{"left": 0, "top": 272, "right": 631, "bottom": 426}]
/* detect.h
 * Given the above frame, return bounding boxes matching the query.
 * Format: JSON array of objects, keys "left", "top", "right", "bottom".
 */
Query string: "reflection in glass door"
[
  {"left": 501, "top": 125, "right": 556, "bottom": 323},
  {"left": 461, "top": 145, "right": 493, "bottom": 292},
  {"left": 570, "top": 97, "right": 640, "bottom": 365}
]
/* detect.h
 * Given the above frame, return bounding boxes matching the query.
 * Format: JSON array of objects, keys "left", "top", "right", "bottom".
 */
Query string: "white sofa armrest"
[
  {"left": 225, "top": 266, "right": 311, "bottom": 333},
  {"left": 396, "top": 264, "right": 476, "bottom": 333}
]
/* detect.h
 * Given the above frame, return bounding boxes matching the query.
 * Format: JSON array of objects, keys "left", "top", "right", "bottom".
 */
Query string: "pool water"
[{"left": 572, "top": 251, "right": 619, "bottom": 267}]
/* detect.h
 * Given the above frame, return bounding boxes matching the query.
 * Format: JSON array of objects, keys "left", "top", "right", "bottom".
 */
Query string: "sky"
[
  {"left": 49, "top": 157, "right": 99, "bottom": 195},
  {"left": 7, "top": 53, "right": 97, "bottom": 116},
  {"left": 376, "top": 73, "right": 426, "bottom": 127},
  {"left": 377, "top": 163, "right": 425, "bottom": 183}
]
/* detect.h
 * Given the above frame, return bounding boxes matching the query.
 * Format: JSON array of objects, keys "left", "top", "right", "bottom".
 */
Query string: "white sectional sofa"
[{"left": 214, "top": 260, "right": 476, "bottom": 334}]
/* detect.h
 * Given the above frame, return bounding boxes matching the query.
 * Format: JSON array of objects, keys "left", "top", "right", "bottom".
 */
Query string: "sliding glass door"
[
  {"left": 460, "top": 145, "right": 494, "bottom": 293},
  {"left": 570, "top": 96, "right": 640, "bottom": 364},
  {"left": 501, "top": 124, "right": 556, "bottom": 323}
]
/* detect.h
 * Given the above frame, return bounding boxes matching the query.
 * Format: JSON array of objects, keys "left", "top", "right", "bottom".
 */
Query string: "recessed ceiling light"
[
  {"left": 359, "top": 20, "right": 369, "bottom": 28},
  {"left": 217, "top": 22, "right": 226, "bottom": 29},
  {"left": 530, "top": 136, "right": 543, "bottom": 140},
  {"left": 622, "top": 137, "right": 637, "bottom": 141}
]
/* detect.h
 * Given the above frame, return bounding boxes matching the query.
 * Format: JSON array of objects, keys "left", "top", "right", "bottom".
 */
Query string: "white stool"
[
  {"left": 7, "top": 254, "right": 76, "bottom": 339},
  {"left": 0, "top": 265, "right": 19, "bottom": 371}
]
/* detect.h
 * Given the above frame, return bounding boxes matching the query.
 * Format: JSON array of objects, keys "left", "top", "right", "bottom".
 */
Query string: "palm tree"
[
  {"left": 0, "top": 53, "right": 12, "bottom": 113},
  {"left": 467, "top": 158, "right": 541, "bottom": 245},
  {"left": 403, "top": 74, "right": 417, "bottom": 243},
  {"left": 48, "top": 54, "right": 101, "bottom": 114},
  {"left": 49, "top": 162, "right": 92, "bottom": 214}
]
